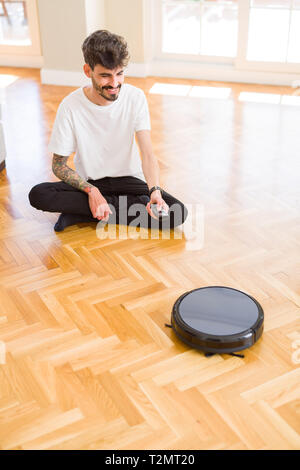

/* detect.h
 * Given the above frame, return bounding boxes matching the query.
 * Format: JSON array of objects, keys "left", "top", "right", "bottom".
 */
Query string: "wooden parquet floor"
[{"left": 0, "top": 67, "right": 299, "bottom": 450}]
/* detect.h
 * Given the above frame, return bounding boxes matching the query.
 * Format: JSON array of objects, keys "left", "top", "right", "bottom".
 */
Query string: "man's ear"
[{"left": 83, "top": 63, "right": 91, "bottom": 78}]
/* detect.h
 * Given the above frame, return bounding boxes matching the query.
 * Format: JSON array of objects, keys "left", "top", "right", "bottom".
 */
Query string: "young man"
[{"left": 29, "top": 30, "right": 188, "bottom": 232}]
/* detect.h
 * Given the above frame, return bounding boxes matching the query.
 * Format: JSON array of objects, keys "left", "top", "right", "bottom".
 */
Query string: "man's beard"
[{"left": 91, "top": 76, "right": 121, "bottom": 102}]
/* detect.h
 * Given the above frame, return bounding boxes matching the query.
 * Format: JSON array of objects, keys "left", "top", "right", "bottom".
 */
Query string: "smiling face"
[{"left": 84, "top": 63, "right": 125, "bottom": 104}]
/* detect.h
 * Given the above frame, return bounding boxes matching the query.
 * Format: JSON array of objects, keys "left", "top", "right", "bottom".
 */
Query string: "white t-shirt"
[{"left": 47, "top": 83, "right": 151, "bottom": 183}]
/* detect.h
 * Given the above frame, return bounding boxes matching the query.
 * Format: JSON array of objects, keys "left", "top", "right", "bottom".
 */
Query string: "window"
[
  {"left": 155, "top": 0, "right": 300, "bottom": 73},
  {"left": 161, "top": 0, "right": 238, "bottom": 59},
  {"left": 0, "top": 0, "right": 41, "bottom": 56},
  {"left": 242, "top": 0, "right": 300, "bottom": 68}
]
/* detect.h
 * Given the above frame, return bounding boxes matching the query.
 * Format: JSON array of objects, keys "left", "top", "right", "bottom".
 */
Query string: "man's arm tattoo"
[{"left": 52, "top": 154, "right": 94, "bottom": 192}]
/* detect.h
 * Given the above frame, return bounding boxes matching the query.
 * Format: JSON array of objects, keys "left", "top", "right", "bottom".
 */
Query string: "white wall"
[{"left": 38, "top": 0, "right": 88, "bottom": 72}]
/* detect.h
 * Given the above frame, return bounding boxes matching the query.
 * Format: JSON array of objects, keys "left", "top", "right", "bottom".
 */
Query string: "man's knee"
[
  {"left": 28, "top": 182, "right": 51, "bottom": 210},
  {"left": 182, "top": 203, "right": 188, "bottom": 224},
  {"left": 164, "top": 201, "right": 188, "bottom": 229},
  {"left": 175, "top": 202, "right": 188, "bottom": 227}
]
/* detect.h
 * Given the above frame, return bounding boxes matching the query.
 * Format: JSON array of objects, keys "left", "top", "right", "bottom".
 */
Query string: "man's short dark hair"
[{"left": 82, "top": 30, "right": 130, "bottom": 71}]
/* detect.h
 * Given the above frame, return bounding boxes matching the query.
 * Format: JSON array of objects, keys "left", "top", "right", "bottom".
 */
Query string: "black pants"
[{"left": 28, "top": 176, "right": 188, "bottom": 230}]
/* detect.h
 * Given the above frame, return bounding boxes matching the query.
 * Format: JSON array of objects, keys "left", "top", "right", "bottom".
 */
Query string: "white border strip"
[{"left": 40, "top": 61, "right": 300, "bottom": 87}]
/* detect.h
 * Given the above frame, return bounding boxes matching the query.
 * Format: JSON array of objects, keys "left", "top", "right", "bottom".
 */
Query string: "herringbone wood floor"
[{"left": 0, "top": 67, "right": 299, "bottom": 450}]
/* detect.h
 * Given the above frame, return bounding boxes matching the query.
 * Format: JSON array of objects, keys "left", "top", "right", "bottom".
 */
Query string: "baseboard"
[
  {"left": 40, "top": 69, "right": 90, "bottom": 87},
  {"left": 40, "top": 61, "right": 300, "bottom": 87},
  {"left": 149, "top": 59, "right": 300, "bottom": 86},
  {"left": 40, "top": 62, "right": 151, "bottom": 87}
]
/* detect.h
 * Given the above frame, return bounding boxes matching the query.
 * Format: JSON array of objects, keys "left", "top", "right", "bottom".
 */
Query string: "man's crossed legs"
[{"left": 28, "top": 176, "right": 188, "bottom": 232}]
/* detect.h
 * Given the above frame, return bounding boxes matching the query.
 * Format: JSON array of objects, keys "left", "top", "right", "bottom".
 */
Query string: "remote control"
[{"left": 151, "top": 204, "right": 169, "bottom": 219}]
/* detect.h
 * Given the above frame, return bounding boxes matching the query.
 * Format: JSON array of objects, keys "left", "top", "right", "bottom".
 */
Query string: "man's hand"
[
  {"left": 88, "top": 187, "right": 113, "bottom": 221},
  {"left": 146, "top": 190, "right": 169, "bottom": 220}
]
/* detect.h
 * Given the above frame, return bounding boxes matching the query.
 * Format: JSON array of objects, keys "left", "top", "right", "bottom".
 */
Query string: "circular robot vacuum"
[{"left": 169, "top": 286, "right": 264, "bottom": 356}]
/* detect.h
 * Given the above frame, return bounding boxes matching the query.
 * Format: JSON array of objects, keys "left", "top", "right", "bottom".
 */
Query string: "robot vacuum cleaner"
[{"left": 167, "top": 286, "right": 264, "bottom": 357}]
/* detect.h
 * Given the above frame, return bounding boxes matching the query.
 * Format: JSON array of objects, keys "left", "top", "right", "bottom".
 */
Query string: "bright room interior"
[{"left": 0, "top": 0, "right": 299, "bottom": 451}]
